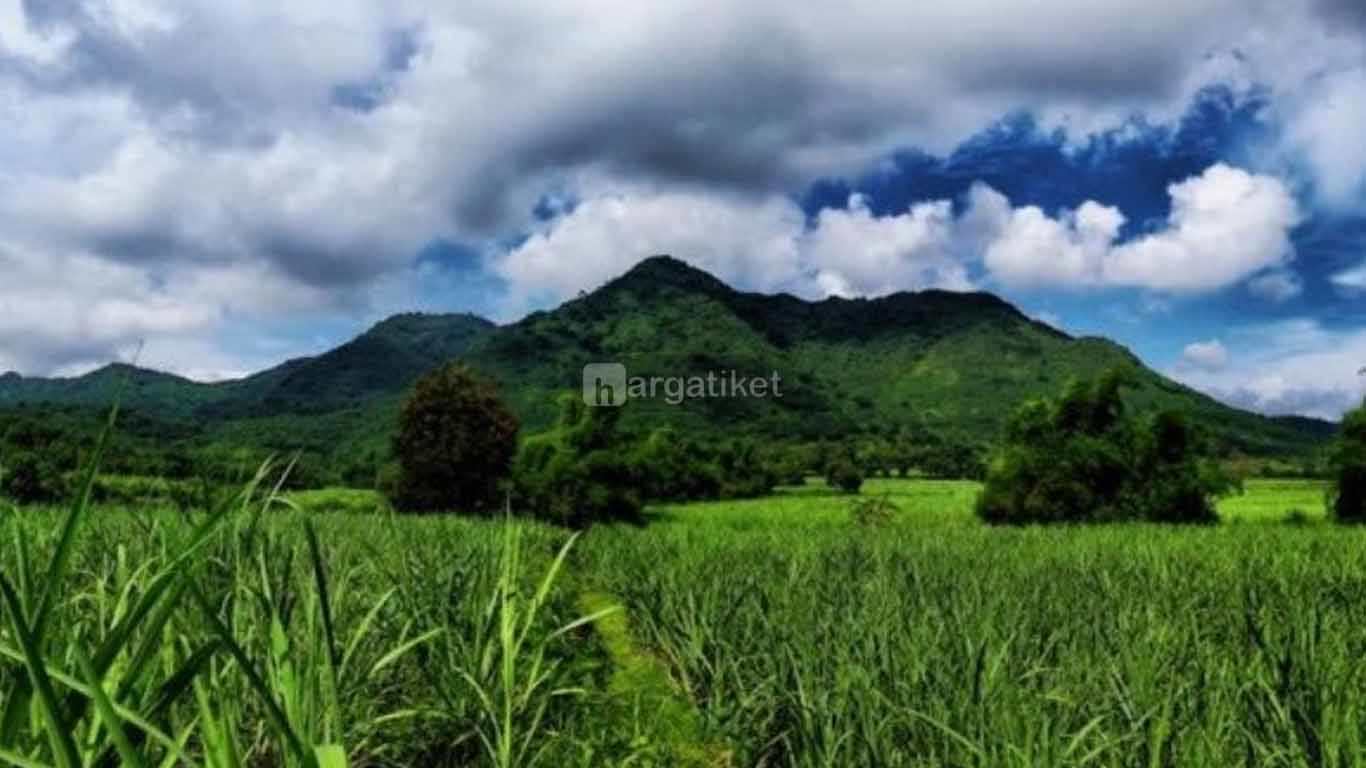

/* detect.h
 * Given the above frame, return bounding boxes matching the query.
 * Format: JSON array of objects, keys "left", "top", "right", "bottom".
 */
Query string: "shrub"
[
  {"left": 826, "top": 459, "right": 864, "bottom": 494},
  {"left": 628, "top": 429, "right": 722, "bottom": 501},
  {"left": 765, "top": 445, "right": 810, "bottom": 486},
  {"left": 389, "top": 363, "right": 520, "bottom": 514},
  {"left": 0, "top": 451, "right": 67, "bottom": 505},
  {"left": 513, "top": 396, "right": 643, "bottom": 527},
  {"left": 850, "top": 495, "right": 898, "bottom": 527},
  {"left": 976, "top": 369, "right": 1226, "bottom": 525},
  {"left": 714, "top": 440, "right": 778, "bottom": 498},
  {"left": 1330, "top": 399, "right": 1366, "bottom": 523}
]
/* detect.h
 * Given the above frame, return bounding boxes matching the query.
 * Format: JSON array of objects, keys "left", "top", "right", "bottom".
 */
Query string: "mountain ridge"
[{"left": 0, "top": 255, "right": 1338, "bottom": 460}]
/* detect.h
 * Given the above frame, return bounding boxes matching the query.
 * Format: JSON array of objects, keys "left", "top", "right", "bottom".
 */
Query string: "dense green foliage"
[
  {"left": 510, "top": 400, "right": 788, "bottom": 526},
  {"left": 626, "top": 428, "right": 779, "bottom": 501},
  {"left": 6, "top": 478, "right": 1357, "bottom": 766},
  {"left": 825, "top": 458, "right": 864, "bottom": 494},
  {"left": 977, "top": 370, "right": 1233, "bottom": 524},
  {"left": 1331, "top": 398, "right": 1366, "bottom": 523},
  {"left": 389, "top": 363, "right": 520, "bottom": 514},
  {"left": 512, "top": 396, "right": 646, "bottom": 527},
  {"left": 0, "top": 451, "right": 65, "bottom": 504}
]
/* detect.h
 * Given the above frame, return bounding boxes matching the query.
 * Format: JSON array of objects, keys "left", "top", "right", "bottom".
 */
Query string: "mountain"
[
  {"left": 459, "top": 256, "right": 1333, "bottom": 454},
  {"left": 0, "top": 256, "right": 1336, "bottom": 462},
  {"left": 204, "top": 312, "right": 496, "bottom": 418}
]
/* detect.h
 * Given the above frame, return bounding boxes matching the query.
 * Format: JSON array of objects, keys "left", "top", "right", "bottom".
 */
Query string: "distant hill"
[{"left": 0, "top": 256, "right": 1336, "bottom": 460}]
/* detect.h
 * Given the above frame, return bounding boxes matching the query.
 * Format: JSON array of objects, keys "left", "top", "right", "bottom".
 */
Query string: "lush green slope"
[
  {"left": 457, "top": 257, "right": 1333, "bottom": 454},
  {"left": 0, "top": 256, "right": 1335, "bottom": 462}
]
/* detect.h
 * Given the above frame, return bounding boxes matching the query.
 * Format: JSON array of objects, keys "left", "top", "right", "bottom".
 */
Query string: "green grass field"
[{"left": 1, "top": 476, "right": 1362, "bottom": 766}]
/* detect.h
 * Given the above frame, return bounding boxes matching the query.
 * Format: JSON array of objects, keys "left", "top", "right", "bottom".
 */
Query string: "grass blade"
[
  {"left": 75, "top": 648, "right": 147, "bottom": 768},
  {"left": 0, "top": 574, "right": 82, "bottom": 768},
  {"left": 190, "top": 587, "right": 311, "bottom": 766}
]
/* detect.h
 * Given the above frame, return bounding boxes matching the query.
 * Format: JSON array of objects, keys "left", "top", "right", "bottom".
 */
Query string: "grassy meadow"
[{"left": 1, "top": 475, "right": 1364, "bottom": 766}]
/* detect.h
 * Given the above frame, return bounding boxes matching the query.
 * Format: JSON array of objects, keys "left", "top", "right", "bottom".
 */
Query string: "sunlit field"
[{"left": 1, "top": 476, "right": 1362, "bottom": 766}]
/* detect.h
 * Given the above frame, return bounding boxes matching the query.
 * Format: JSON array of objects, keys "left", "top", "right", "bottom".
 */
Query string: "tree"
[
  {"left": 0, "top": 451, "right": 66, "bottom": 505},
  {"left": 976, "top": 369, "right": 1226, "bottom": 525},
  {"left": 628, "top": 428, "right": 722, "bottom": 501},
  {"left": 1330, "top": 399, "right": 1366, "bottom": 523},
  {"left": 512, "top": 396, "right": 644, "bottom": 527},
  {"left": 826, "top": 458, "right": 864, "bottom": 494},
  {"left": 389, "top": 364, "right": 519, "bottom": 514}
]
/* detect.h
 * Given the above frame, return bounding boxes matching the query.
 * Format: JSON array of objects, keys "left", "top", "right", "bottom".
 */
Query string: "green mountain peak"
[{"left": 0, "top": 258, "right": 1337, "bottom": 459}]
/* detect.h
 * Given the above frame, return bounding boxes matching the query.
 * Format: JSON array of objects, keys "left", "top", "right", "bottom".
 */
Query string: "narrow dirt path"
[{"left": 577, "top": 590, "right": 732, "bottom": 767}]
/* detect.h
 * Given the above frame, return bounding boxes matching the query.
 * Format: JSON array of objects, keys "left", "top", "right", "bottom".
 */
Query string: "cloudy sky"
[{"left": 1, "top": 0, "right": 1365, "bottom": 418}]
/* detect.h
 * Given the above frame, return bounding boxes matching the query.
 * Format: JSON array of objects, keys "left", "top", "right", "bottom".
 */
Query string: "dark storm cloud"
[
  {"left": 12, "top": 0, "right": 392, "bottom": 147},
  {"left": 502, "top": 28, "right": 828, "bottom": 192},
  {"left": 954, "top": 41, "right": 1191, "bottom": 103},
  {"left": 18, "top": 0, "right": 233, "bottom": 117},
  {"left": 258, "top": 230, "right": 398, "bottom": 288}
]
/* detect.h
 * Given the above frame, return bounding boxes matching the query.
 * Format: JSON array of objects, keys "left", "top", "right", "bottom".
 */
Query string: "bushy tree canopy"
[
  {"left": 826, "top": 458, "right": 864, "bottom": 495},
  {"left": 976, "top": 369, "right": 1232, "bottom": 525},
  {"left": 0, "top": 451, "right": 67, "bottom": 505},
  {"left": 512, "top": 396, "right": 643, "bottom": 528},
  {"left": 389, "top": 363, "right": 519, "bottom": 514},
  {"left": 1331, "top": 399, "right": 1366, "bottom": 523}
]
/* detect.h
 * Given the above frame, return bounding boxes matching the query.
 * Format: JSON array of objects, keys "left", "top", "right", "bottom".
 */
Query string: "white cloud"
[
  {"left": 973, "top": 164, "right": 1301, "bottom": 294},
  {"left": 493, "top": 188, "right": 804, "bottom": 313},
  {"left": 1031, "top": 310, "right": 1066, "bottom": 330},
  {"left": 1180, "top": 339, "right": 1229, "bottom": 371},
  {"left": 0, "top": 0, "right": 1360, "bottom": 375},
  {"left": 1280, "top": 67, "right": 1366, "bottom": 209},
  {"left": 0, "top": 238, "right": 217, "bottom": 374},
  {"left": 495, "top": 187, "right": 973, "bottom": 313},
  {"left": 1105, "top": 166, "right": 1301, "bottom": 291},
  {"left": 496, "top": 164, "right": 1303, "bottom": 311},
  {"left": 1331, "top": 260, "right": 1366, "bottom": 294},
  {"left": 1169, "top": 319, "right": 1366, "bottom": 419},
  {"left": 972, "top": 184, "right": 1125, "bottom": 288},
  {"left": 802, "top": 195, "right": 974, "bottom": 297}
]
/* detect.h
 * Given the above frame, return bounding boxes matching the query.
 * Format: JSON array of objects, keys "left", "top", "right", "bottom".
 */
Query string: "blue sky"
[{"left": 0, "top": 0, "right": 1364, "bottom": 417}]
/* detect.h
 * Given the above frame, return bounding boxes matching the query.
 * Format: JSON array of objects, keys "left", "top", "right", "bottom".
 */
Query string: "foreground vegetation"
[{"left": 2, "top": 476, "right": 1363, "bottom": 766}]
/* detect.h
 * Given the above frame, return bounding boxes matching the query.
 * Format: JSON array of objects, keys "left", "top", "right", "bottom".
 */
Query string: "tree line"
[{"left": 5, "top": 362, "right": 1365, "bottom": 527}]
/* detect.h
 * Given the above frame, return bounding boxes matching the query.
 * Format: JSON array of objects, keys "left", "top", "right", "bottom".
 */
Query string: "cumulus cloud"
[
  {"left": 1031, "top": 310, "right": 1066, "bottom": 331},
  {"left": 495, "top": 187, "right": 972, "bottom": 313},
  {"left": 493, "top": 188, "right": 806, "bottom": 310},
  {"left": 0, "top": 238, "right": 216, "bottom": 374},
  {"left": 497, "top": 163, "right": 1299, "bottom": 310},
  {"left": 1271, "top": 60, "right": 1366, "bottom": 211},
  {"left": 0, "top": 0, "right": 1360, "bottom": 375},
  {"left": 971, "top": 186, "right": 1126, "bottom": 288},
  {"left": 802, "top": 196, "right": 974, "bottom": 297},
  {"left": 1104, "top": 166, "right": 1302, "bottom": 291},
  {"left": 971, "top": 165, "right": 1301, "bottom": 293},
  {"left": 1180, "top": 339, "right": 1229, "bottom": 371}
]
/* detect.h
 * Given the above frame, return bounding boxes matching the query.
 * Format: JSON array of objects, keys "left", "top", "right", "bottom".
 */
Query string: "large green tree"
[
  {"left": 1331, "top": 399, "right": 1366, "bottom": 523},
  {"left": 976, "top": 369, "right": 1232, "bottom": 525},
  {"left": 512, "top": 396, "right": 642, "bottom": 527},
  {"left": 390, "top": 364, "right": 519, "bottom": 513}
]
